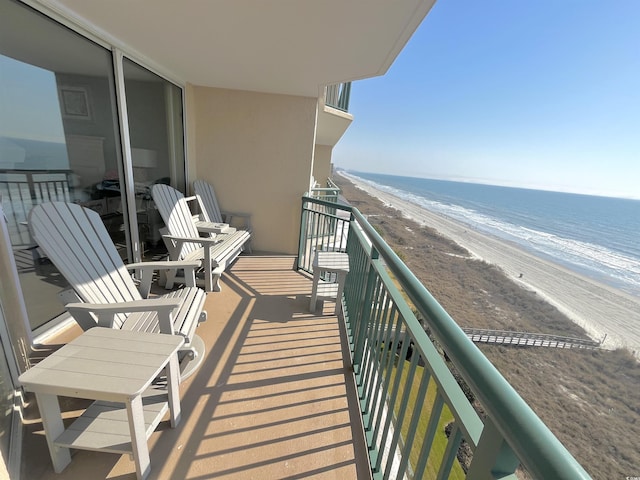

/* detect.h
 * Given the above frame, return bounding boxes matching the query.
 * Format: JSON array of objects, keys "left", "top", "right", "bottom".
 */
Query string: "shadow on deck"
[{"left": 21, "top": 255, "right": 371, "bottom": 479}]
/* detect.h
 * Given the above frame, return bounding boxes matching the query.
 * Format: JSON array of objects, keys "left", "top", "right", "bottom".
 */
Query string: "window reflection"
[
  {"left": 0, "top": 0, "right": 122, "bottom": 330},
  {"left": 123, "top": 58, "right": 186, "bottom": 256},
  {"left": 0, "top": 0, "right": 187, "bottom": 332}
]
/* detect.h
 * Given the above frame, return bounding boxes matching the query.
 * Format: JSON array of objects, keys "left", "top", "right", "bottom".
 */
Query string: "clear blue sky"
[{"left": 333, "top": 0, "right": 640, "bottom": 199}]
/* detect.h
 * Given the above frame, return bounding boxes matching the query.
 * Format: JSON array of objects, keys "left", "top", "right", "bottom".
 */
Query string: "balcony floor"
[{"left": 21, "top": 255, "right": 371, "bottom": 480}]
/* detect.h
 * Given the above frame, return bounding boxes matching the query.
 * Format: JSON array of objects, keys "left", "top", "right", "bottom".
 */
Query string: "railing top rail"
[
  {"left": 0, "top": 168, "right": 74, "bottom": 174},
  {"left": 302, "top": 194, "right": 351, "bottom": 211},
  {"left": 309, "top": 187, "right": 340, "bottom": 192},
  {"left": 349, "top": 207, "right": 591, "bottom": 479},
  {"left": 326, "top": 177, "right": 340, "bottom": 190}
]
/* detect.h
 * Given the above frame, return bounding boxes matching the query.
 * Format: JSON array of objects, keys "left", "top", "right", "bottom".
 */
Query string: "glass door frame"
[{"left": 113, "top": 48, "right": 140, "bottom": 263}]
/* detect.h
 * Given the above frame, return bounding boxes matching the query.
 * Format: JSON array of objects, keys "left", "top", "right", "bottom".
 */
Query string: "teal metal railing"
[
  {"left": 304, "top": 179, "right": 343, "bottom": 253},
  {"left": 298, "top": 195, "right": 592, "bottom": 480},
  {"left": 309, "top": 178, "right": 341, "bottom": 203},
  {"left": 298, "top": 195, "right": 349, "bottom": 273},
  {"left": 325, "top": 82, "right": 351, "bottom": 112}
]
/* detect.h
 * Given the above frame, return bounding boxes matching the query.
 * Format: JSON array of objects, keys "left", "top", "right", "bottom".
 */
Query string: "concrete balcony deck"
[{"left": 21, "top": 255, "right": 371, "bottom": 479}]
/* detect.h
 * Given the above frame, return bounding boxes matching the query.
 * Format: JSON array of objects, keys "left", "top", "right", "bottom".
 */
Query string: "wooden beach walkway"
[{"left": 463, "top": 328, "right": 601, "bottom": 350}]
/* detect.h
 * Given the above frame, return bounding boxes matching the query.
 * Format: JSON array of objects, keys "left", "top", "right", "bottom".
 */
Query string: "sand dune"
[{"left": 345, "top": 174, "right": 640, "bottom": 352}]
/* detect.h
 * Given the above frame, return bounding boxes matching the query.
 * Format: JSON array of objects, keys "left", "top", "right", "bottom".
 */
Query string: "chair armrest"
[
  {"left": 161, "top": 233, "right": 222, "bottom": 261},
  {"left": 66, "top": 298, "right": 182, "bottom": 334},
  {"left": 161, "top": 234, "right": 222, "bottom": 246},
  {"left": 126, "top": 260, "right": 201, "bottom": 296}
]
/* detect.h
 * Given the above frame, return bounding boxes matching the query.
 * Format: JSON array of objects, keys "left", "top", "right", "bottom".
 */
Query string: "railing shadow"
[{"left": 151, "top": 255, "right": 371, "bottom": 479}]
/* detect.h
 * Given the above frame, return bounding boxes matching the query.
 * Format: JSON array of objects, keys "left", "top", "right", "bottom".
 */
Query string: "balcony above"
[
  {"left": 41, "top": 0, "right": 437, "bottom": 96},
  {"left": 317, "top": 84, "right": 353, "bottom": 147}
]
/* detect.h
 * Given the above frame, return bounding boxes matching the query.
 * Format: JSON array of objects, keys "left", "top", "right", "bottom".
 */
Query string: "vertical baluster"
[
  {"left": 397, "top": 365, "right": 432, "bottom": 479},
  {"left": 370, "top": 308, "right": 402, "bottom": 450},
  {"left": 371, "top": 337, "right": 410, "bottom": 473},
  {"left": 360, "top": 278, "right": 384, "bottom": 402},
  {"left": 362, "top": 283, "right": 389, "bottom": 429},
  {"left": 382, "top": 350, "right": 420, "bottom": 479},
  {"left": 436, "top": 422, "right": 463, "bottom": 480},
  {"left": 368, "top": 302, "right": 398, "bottom": 436},
  {"left": 413, "top": 394, "right": 445, "bottom": 479}
]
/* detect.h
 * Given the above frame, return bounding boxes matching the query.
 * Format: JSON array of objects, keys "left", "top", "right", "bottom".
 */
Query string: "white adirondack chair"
[
  {"left": 151, "top": 184, "right": 251, "bottom": 292},
  {"left": 28, "top": 201, "right": 208, "bottom": 379},
  {"left": 193, "top": 179, "right": 253, "bottom": 235}
]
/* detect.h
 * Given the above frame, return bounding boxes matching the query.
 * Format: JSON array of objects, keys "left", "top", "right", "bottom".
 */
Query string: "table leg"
[
  {"left": 310, "top": 269, "right": 321, "bottom": 312},
  {"left": 205, "top": 245, "right": 213, "bottom": 292},
  {"left": 35, "top": 393, "right": 71, "bottom": 473},
  {"left": 166, "top": 353, "right": 181, "bottom": 427},
  {"left": 335, "top": 272, "right": 346, "bottom": 316},
  {"left": 127, "top": 395, "right": 151, "bottom": 480}
]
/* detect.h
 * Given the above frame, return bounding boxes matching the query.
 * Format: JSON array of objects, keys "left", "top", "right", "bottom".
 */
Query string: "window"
[
  {"left": 0, "top": 0, "right": 123, "bottom": 330},
  {"left": 0, "top": 0, "right": 187, "bottom": 330},
  {"left": 123, "top": 57, "right": 186, "bottom": 255}
]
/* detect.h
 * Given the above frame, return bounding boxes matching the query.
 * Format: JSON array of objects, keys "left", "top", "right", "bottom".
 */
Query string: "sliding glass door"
[
  {"left": 0, "top": 0, "right": 187, "bottom": 331},
  {"left": 122, "top": 57, "right": 186, "bottom": 256},
  {"left": 0, "top": 0, "right": 124, "bottom": 330}
]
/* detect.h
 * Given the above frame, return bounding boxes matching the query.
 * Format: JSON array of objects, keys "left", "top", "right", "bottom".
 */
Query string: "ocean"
[{"left": 345, "top": 171, "right": 640, "bottom": 298}]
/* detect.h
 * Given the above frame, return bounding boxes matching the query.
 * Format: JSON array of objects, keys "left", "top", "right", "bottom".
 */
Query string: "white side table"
[
  {"left": 19, "top": 328, "right": 184, "bottom": 480},
  {"left": 310, "top": 251, "right": 350, "bottom": 316}
]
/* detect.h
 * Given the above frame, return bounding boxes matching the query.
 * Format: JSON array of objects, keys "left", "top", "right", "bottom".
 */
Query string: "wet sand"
[{"left": 342, "top": 173, "right": 640, "bottom": 352}]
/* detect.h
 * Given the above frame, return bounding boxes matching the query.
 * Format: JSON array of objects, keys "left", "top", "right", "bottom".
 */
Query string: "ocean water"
[{"left": 346, "top": 171, "right": 640, "bottom": 297}]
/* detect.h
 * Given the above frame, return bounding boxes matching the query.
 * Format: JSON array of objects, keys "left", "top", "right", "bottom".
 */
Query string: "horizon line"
[{"left": 337, "top": 168, "right": 640, "bottom": 202}]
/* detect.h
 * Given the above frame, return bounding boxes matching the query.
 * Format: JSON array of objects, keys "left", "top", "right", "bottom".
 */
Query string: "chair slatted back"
[
  {"left": 151, "top": 184, "right": 201, "bottom": 259},
  {"left": 193, "top": 179, "right": 223, "bottom": 224},
  {"left": 28, "top": 202, "right": 141, "bottom": 329}
]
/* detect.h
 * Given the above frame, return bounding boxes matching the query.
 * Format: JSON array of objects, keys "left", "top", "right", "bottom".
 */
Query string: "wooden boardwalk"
[{"left": 463, "top": 328, "right": 601, "bottom": 350}]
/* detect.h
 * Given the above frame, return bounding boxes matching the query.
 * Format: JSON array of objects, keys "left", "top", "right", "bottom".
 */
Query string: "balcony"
[
  {"left": 325, "top": 83, "right": 352, "bottom": 112},
  {"left": 20, "top": 195, "right": 591, "bottom": 479}
]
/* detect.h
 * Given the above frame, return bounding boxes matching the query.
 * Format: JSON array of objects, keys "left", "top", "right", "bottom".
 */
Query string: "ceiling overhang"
[{"left": 42, "top": 0, "right": 436, "bottom": 97}]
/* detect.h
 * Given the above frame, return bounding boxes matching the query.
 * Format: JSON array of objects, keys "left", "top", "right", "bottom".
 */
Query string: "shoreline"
[{"left": 340, "top": 172, "right": 640, "bottom": 352}]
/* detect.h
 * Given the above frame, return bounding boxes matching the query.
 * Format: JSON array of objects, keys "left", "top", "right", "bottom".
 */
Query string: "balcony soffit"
[{"left": 44, "top": 0, "right": 436, "bottom": 96}]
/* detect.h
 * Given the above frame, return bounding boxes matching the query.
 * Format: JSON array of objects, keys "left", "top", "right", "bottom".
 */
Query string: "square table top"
[
  {"left": 313, "top": 251, "right": 350, "bottom": 273},
  {"left": 19, "top": 328, "right": 184, "bottom": 400}
]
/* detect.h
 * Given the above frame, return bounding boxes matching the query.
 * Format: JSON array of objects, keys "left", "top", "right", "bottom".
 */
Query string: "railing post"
[
  {"left": 466, "top": 417, "right": 519, "bottom": 480},
  {"left": 297, "top": 196, "right": 308, "bottom": 271},
  {"left": 26, "top": 171, "right": 37, "bottom": 201}
]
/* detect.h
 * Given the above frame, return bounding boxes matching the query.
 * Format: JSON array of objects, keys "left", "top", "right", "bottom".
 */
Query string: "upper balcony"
[
  {"left": 325, "top": 83, "right": 352, "bottom": 112},
  {"left": 316, "top": 84, "right": 354, "bottom": 148},
  {"left": 20, "top": 191, "right": 592, "bottom": 479}
]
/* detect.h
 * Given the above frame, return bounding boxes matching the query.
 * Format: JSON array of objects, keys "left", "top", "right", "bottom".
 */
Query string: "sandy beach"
[{"left": 342, "top": 173, "right": 640, "bottom": 352}]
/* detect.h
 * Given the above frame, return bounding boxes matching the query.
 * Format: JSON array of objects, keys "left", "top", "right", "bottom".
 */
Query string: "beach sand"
[
  {"left": 334, "top": 173, "right": 640, "bottom": 479},
  {"left": 341, "top": 172, "right": 640, "bottom": 353}
]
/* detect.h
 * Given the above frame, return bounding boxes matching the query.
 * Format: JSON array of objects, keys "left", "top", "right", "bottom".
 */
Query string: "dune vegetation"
[{"left": 334, "top": 176, "right": 640, "bottom": 480}]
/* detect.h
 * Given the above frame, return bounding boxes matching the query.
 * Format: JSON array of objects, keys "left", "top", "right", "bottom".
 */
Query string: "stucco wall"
[
  {"left": 312, "top": 144, "right": 333, "bottom": 186},
  {"left": 187, "top": 86, "right": 317, "bottom": 254}
]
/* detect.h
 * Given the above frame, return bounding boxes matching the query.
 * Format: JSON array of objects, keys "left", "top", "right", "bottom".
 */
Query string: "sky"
[{"left": 333, "top": 0, "right": 640, "bottom": 199}]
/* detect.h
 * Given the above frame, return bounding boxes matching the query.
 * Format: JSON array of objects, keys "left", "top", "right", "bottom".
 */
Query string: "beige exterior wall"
[
  {"left": 312, "top": 144, "right": 333, "bottom": 186},
  {"left": 186, "top": 86, "right": 318, "bottom": 254}
]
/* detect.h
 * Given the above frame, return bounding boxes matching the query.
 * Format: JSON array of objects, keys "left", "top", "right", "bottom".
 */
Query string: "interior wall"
[
  {"left": 312, "top": 144, "right": 333, "bottom": 186},
  {"left": 188, "top": 86, "right": 317, "bottom": 254}
]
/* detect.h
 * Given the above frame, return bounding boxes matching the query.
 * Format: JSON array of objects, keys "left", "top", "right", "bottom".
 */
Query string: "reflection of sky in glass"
[{"left": 0, "top": 55, "right": 66, "bottom": 143}]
